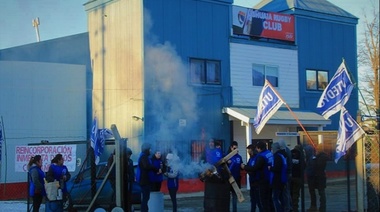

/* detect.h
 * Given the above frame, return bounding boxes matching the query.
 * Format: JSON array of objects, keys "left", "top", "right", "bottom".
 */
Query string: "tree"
[{"left": 358, "top": 2, "right": 379, "bottom": 130}]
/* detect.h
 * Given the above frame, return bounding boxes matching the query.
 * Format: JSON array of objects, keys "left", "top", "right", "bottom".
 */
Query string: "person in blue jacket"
[
  {"left": 269, "top": 142, "right": 288, "bottom": 212},
  {"left": 245, "top": 143, "right": 260, "bottom": 212},
  {"left": 46, "top": 153, "right": 71, "bottom": 212},
  {"left": 227, "top": 141, "right": 243, "bottom": 212},
  {"left": 150, "top": 150, "right": 164, "bottom": 192},
  {"left": 46, "top": 154, "right": 71, "bottom": 197},
  {"left": 241, "top": 141, "right": 273, "bottom": 212},
  {"left": 136, "top": 143, "right": 161, "bottom": 212},
  {"left": 28, "top": 155, "right": 46, "bottom": 212},
  {"left": 209, "top": 140, "right": 223, "bottom": 165},
  {"left": 164, "top": 153, "right": 180, "bottom": 212}
]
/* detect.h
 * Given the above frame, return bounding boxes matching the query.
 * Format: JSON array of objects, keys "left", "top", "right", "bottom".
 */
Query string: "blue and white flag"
[
  {"left": 317, "top": 62, "right": 354, "bottom": 119},
  {"left": 254, "top": 80, "right": 284, "bottom": 134},
  {"left": 335, "top": 107, "right": 365, "bottom": 163},
  {"left": 90, "top": 117, "right": 98, "bottom": 150},
  {"left": 90, "top": 117, "right": 113, "bottom": 164}
]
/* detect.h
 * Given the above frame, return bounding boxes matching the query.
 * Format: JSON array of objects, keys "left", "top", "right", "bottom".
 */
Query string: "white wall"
[
  {"left": 0, "top": 61, "right": 87, "bottom": 183},
  {"left": 230, "top": 43, "right": 299, "bottom": 108}
]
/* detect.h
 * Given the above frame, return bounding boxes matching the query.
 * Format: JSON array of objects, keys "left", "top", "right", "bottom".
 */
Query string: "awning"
[{"left": 222, "top": 107, "right": 331, "bottom": 127}]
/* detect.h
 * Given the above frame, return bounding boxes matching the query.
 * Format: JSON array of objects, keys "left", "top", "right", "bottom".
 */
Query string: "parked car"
[{"left": 64, "top": 162, "right": 141, "bottom": 210}]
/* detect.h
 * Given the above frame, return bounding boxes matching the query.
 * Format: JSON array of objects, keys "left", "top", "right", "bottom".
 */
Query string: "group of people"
[
  {"left": 28, "top": 153, "right": 71, "bottom": 212},
  {"left": 136, "top": 143, "right": 180, "bottom": 212},
  {"left": 28, "top": 140, "right": 328, "bottom": 212},
  {"left": 241, "top": 140, "right": 329, "bottom": 212}
]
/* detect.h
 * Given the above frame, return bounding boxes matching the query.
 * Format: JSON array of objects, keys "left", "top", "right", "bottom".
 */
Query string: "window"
[
  {"left": 190, "top": 58, "right": 221, "bottom": 85},
  {"left": 252, "top": 64, "right": 279, "bottom": 87},
  {"left": 306, "top": 70, "right": 328, "bottom": 91},
  {"left": 190, "top": 139, "right": 225, "bottom": 162},
  {"left": 191, "top": 140, "right": 206, "bottom": 162}
]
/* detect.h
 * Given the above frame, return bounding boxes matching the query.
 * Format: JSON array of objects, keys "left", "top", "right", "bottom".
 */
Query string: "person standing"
[
  {"left": 245, "top": 143, "right": 259, "bottom": 212},
  {"left": 136, "top": 143, "right": 161, "bottom": 212},
  {"left": 307, "top": 145, "right": 329, "bottom": 212},
  {"left": 304, "top": 144, "right": 317, "bottom": 212},
  {"left": 241, "top": 141, "right": 273, "bottom": 212},
  {"left": 227, "top": 141, "right": 243, "bottom": 212},
  {"left": 278, "top": 140, "right": 292, "bottom": 212},
  {"left": 124, "top": 147, "right": 135, "bottom": 212},
  {"left": 164, "top": 153, "right": 179, "bottom": 212},
  {"left": 107, "top": 147, "right": 135, "bottom": 211},
  {"left": 269, "top": 142, "right": 288, "bottom": 212},
  {"left": 28, "top": 155, "right": 46, "bottom": 212},
  {"left": 202, "top": 139, "right": 215, "bottom": 163},
  {"left": 290, "top": 145, "right": 306, "bottom": 212},
  {"left": 150, "top": 150, "right": 164, "bottom": 192},
  {"left": 46, "top": 153, "right": 71, "bottom": 212}
]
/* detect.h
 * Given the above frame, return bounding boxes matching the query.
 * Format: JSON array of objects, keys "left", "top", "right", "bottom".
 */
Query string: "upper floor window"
[
  {"left": 190, "top": 58, "right": 221, "bottom": 85},
  {"left": 252, "top": 64, "right": 279, "bottom": 87},
  {"left": 306, "top": 70, "right": 328, "bottom": 91}
]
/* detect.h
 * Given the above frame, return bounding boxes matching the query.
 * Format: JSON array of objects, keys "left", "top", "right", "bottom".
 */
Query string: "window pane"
[
  {"left": 190, "top": 59, "right": 204, "bottom": 84},
  {"left": 318, "top": 71, "right": 328, "bottom": 90},
  {"left": 252, "top": 64, "right": 265, "bottom": 86},
  {"left": 266, "top": 66, "right": 278, "bottom": 87},
  {"left": 191, "top": 140, "right": 206, "bottom": 162},
  {"left": 206, "top": 61, "right": 221, "bottom": 84},
  {"left": 306, "top": 70, "right": 317, "bottom": 90}
]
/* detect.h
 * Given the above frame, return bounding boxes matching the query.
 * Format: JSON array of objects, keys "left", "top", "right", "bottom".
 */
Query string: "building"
[{"left": 0, "top": 0, "right": 358, "bottom": 197}]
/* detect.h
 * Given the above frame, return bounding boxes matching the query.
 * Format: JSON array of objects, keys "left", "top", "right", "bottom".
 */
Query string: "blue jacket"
[
  {"left": 260, "top": 149, "right": 273, "bottom": 180},
  {"left": 247, "top": 154, "right": 259, "bottom": 185},
  {"left": 166, "top": 166, "right": 179, "bottom": 190},
  {"left": 270, "top": 152, "right": 287, "bottom": 189},
  {"left": 136, "top": 151, "right": 158, "bottom": 186},
  {"left": 46, "top": 163, "right": 71, "bottom": 193},
  {"left": 206, "top": 148, "right": 223, "bottom": 165},
  {"left": 243, "top": 149, "right": 273, "bottom": 185},
  {"left": 228, "top": 153, "right": 242, "bottom": 180},
  {"left": 149, "top": 156, "right": 163, "bottom": 183},
  {"left": 29, "top": 165, "right": 46, "bottom": 197}
]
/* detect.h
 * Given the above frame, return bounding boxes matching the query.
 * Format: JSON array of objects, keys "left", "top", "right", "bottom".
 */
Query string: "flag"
[
  {"left": 90, "top": 117, "right": 101, "bottom": 164},
  {"left": 90, "top": 117, "right": 113, "bottom": 164},
  {"left": 335, "top": 107, "right": 365, "bottom": 163},
  {"left": 90, "top": 117, "right": 98, "bottom": 150},
  {"left": 253, "top": 80, "right": 284, "bottom": 134},
  {"left": 317, "top": 62, "right": 354, "bottom": 119}
]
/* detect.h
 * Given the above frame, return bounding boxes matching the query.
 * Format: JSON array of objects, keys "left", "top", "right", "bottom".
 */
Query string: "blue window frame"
[{"left": 306, "top": 69, "right": 328, "bottom": 91}]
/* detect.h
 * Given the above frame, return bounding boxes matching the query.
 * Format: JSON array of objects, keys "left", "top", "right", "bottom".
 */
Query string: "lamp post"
[{"left": 32, "top": 18, "right": 40, "bottom": 42}]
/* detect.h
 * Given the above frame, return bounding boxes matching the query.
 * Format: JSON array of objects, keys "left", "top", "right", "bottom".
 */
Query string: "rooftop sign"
[{"left": 232, "top": 6, "right": 295, "bottom": 42}]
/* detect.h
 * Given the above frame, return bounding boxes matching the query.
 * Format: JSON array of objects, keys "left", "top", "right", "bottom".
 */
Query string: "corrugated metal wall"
[
  {"left": 296, "top": 14, "right": 358, "bottom": 130},
  {"left": 86, "top": 0, "right": 144, "bottom": 152}
]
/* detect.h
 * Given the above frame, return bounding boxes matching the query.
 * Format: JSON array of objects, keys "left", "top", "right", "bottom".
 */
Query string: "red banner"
[{"left": 232, "top": 6, "right": 295, "bottom": 42}]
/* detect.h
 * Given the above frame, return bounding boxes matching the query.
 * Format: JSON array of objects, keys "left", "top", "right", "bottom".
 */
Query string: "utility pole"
[{"left": 32, "top": 17, "right": 40, "bottom": 42}]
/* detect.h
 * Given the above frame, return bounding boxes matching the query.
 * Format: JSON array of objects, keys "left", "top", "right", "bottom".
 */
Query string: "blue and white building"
[{"left": 0, "top": 0, "right": 358, "bottom": 196}]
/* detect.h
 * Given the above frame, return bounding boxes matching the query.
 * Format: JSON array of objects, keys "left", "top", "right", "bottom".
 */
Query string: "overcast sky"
[{"left": 0, "top": 0, "right": 378, "bottom": 49}]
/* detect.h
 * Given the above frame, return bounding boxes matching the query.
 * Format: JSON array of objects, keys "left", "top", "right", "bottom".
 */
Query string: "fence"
[{"left": 299, "top": 130, "right": 380, "bottom": 211}]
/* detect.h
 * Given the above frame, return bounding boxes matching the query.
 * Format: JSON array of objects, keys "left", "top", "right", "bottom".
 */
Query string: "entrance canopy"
[{"left": 222, "top": 107, "right": 331, "bottom": 127}]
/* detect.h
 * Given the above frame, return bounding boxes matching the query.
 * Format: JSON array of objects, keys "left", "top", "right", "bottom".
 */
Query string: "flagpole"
[
  {"left": 0, "top": 116, "right": 7, "bottom": 197},
  {"left": 342, "top": 58, "right": 372, "bottom": 116},
  {"left": 266, "top": 81, "right": 316, "bottom": 148}
]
